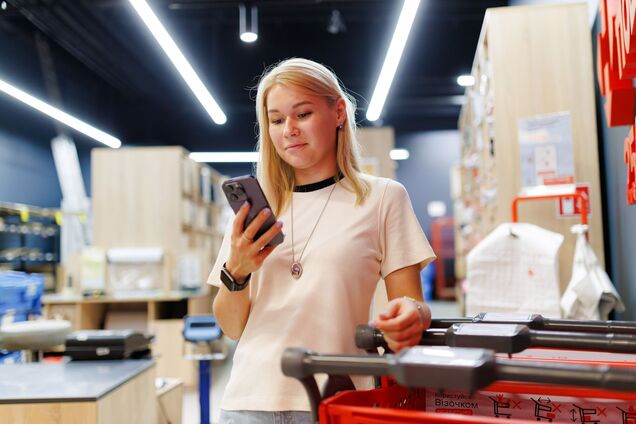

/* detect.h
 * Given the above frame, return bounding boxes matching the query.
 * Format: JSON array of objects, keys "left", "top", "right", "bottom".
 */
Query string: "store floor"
[{"left": 181, "top": 300, "right": 460, "bottom": 424}]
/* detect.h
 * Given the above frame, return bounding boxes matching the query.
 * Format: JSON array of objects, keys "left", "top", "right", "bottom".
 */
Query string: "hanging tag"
[{"left": 54, "top": 211, "right": 63, "bottom": 226}]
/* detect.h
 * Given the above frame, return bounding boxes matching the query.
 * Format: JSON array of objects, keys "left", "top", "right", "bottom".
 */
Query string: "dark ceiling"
[{"left": 0, "top": 0, "right": 508, "bottom": 152}]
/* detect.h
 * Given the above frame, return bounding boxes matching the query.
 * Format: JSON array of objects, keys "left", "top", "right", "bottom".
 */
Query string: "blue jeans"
[{"left": 219, "top": 409, "right": 312, "bottom": 424}]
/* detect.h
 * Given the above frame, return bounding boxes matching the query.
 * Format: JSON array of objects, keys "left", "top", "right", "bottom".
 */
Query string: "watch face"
[
  {"left": 221, "top": 266, "right": 248, "bottom": 291},
  {"left": 221, "top": 267, "right": 235, "bottom": 288}
]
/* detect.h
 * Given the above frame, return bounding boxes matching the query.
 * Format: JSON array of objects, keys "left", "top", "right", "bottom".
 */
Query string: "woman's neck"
[{"left": 294, "top": 166, "right": 338, "bottom": 186}]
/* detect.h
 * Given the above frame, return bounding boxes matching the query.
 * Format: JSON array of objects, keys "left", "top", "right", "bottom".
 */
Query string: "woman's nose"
[{"left": 283, "top": 118, "right": 298, "bottom": 137}]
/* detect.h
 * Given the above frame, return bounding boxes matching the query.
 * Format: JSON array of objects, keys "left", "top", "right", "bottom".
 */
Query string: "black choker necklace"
[{"left": 294, "top": 174, "right": 343, "bottom": 192}]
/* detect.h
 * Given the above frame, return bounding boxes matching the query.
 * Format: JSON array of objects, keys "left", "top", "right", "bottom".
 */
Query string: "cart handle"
[
  {"left": 282, "top": 346, "right": 636, "bottom": 423},
  {"left": 512, "top": 192, "right": 587, "bottom": 225}
]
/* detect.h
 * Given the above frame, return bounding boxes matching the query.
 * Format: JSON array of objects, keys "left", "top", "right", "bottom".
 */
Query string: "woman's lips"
[{"left": 286, "top": 143, "right": 307, "bottom": 151}]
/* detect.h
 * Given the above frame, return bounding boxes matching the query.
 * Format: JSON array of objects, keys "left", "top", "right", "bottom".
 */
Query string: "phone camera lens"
[{"left": 229, "top": 193, "right": 239, "bottom": 201}]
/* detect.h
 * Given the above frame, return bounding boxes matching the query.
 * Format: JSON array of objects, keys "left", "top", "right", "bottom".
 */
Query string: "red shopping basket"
[
  {"left": 282, "top": 346, "right": 636, "bottom": 424},
  {"left": 319, "top": 384, "right": 533, "bottom": 423},
  {"left": 320, "top": 380, "right": 636, "bottom": 423}
]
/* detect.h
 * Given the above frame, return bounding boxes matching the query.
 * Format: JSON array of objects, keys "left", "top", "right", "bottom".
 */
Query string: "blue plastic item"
[
  {"left": 420, "top": 264, "right": 435, "bottom": 301},
  {"left": 0, "top": 350, "right": 23, "bottom": 364},
  {"left": 0, "top": 271, "right": 44, "bottom": 321},
  {"left": 183, "top": 315, "right": 224, "bottom": 424},
  {"left": 183, "top": 315, "right": 222, "bottom": 343}
]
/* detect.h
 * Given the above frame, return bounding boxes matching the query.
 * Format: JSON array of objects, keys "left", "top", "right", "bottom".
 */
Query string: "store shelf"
[{"left": 455, "top": 3, "right": 605, "bottom": 289}]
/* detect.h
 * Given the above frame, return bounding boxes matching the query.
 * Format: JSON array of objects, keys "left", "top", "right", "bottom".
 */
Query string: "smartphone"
[{"left": 221, "top": 175, "right": 284, "bottom": 246}]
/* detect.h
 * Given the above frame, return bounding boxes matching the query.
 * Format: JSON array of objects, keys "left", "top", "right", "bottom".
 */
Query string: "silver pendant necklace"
[{"left": 290, "top": 181, "right": 337, "bottom": 279}]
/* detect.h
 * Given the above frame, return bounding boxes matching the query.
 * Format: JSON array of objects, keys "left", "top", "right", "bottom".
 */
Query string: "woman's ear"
[{"left": 336, "top": 97, "right": 346, "bottom": 127}]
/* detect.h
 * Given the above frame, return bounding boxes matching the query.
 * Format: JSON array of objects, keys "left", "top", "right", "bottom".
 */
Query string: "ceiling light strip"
[
  {"left": 366, "top": 0, "right": 421, "bottom": 122},
  {"left": 129, "top": 0, "right": 227, "bottom": 125},
  {"left": 190, "top": 152, "right": 259, "bottom": 163},
  {"left": 0, "top": 78, "right": 121, "bottom": 148}
]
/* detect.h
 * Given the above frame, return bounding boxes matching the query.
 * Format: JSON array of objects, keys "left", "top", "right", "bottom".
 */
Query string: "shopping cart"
[
  {"left": 282, "top": 346, "right": 636, "bottom": 423},
  {"left": 356, "top": 321, "right": 636, "bottom": 355}
]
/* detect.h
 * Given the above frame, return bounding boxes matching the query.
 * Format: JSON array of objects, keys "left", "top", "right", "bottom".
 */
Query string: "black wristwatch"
[{"left": 220, "top": 263, "right": 250, "bottom": 291}]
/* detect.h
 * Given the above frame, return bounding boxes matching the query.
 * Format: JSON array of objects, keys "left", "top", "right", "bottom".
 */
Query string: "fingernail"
[
  {"left": 367, "top": 320, "right": 376, "bottom": 328},
  {"left": 263, "top": 208, "right": 271, "bottom": 216},
  {"left": 275, "top": 221, "right": 283, "bottom": 228},
  {"left": 241, "top": 201, "right": 249, "bottom": 208}
]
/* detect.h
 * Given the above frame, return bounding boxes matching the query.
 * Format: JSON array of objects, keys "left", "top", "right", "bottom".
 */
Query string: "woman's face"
[{"left": 266, "top": 84, "right": 344, "bottom": 184}]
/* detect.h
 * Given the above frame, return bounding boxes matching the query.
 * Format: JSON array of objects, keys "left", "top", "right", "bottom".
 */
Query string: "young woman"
[{"left": 208, "top": 58, "right": 435, "bottom": 424}]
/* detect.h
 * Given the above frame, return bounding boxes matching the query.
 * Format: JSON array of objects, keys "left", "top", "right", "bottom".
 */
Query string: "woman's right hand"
[{"left": 225, "top": 201, "right": 284, "bottom": 281}]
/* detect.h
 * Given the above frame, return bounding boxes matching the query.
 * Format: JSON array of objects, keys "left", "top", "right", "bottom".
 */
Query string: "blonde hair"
[{"left": 255, "top": 58, "right": 369, "bottom": 215}]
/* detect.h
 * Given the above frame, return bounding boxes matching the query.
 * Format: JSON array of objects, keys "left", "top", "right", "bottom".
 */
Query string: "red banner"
[{"left": 598, "top": 0, "right": 636, "bottom": 205}]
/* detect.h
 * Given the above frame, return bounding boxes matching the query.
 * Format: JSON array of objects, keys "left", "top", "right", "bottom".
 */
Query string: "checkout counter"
[
  {"left": 0, "top": 272, "right": 184, "bottom": 424},
  {"left": 0, "top": 359, "right": 157, "bottom": 424}
]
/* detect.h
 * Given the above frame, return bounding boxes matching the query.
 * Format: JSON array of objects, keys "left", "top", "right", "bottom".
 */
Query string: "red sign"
[
  {"left": 598, "top": 0, "right": 636, "bottom": 205},
  {"left": 626, "top": 124, "right": 636, "bottom": 205},
  {"left": 558, "top": 184, "right": 591, "bottom": 218}
]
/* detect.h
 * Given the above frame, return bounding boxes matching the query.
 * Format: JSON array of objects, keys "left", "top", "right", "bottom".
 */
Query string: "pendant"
[{"left": 291, "top": 262, "right": 303, "bottom": 279}]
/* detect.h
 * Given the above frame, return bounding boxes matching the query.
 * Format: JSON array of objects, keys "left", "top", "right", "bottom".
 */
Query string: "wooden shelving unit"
[
  {"left": 455, "top": 3, "right": 605, "bottom": 291},
  {"left": 92, "top": 146, "right": 225, "bottom": 293},
  {"left": 84, "top": 146, "right": 227, "bottom": 386}
]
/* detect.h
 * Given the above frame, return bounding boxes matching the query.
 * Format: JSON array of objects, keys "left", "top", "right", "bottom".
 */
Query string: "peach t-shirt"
[{"left": 208, "top": 174, "right": 435, "bottom": 411}]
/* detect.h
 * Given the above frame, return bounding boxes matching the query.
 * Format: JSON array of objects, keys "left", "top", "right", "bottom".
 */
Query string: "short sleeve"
[
  {"left": 379, "top": 180, "right": 436, "bottom": 278},
  {"left": 207, "top": 221, "right": 232, "bottom": 287}
]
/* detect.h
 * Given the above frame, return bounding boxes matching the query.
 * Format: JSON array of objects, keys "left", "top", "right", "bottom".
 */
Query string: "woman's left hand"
[{"left": 372, "top": 297, "right": 430, "bottom": 352}]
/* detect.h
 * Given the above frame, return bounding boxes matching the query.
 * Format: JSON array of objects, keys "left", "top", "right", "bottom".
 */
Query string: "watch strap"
[{"left": 220, "top": 263, "right": 250, "bottom": 291}]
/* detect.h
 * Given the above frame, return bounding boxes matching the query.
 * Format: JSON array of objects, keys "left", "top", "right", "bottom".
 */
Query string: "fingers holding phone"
[
  {"left": 228, "top": 202, "right": 283, "bottom": 278},
  {"left": 223, "top": 176, "right": 285, "bottom": 279}
]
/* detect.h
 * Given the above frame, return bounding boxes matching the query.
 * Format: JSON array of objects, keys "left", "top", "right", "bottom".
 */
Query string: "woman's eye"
[
  {"left": 270, "top": 119, "right": 282, "bottom": 125},
  {"left": 298, "top": 112, "right": 312, "bottom": 118}
]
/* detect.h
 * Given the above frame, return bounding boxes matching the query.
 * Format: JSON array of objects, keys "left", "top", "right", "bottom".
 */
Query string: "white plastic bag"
[
  {"left": 466, "top": 223, "right": 563, "bottom": 318},
  {"left": 560, "top": 225, "right": 624, "bottom": 320}
]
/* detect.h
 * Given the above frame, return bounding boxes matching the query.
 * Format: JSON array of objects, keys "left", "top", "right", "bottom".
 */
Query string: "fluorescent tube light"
[
  {"left": 129, "top": 0, "right": 227, "bottom": 125},
  {"left": 389, "top": 148, "right": 410, "bottom": 161},
  {"left": 190, "top": 152, "right": 259, "bottom": 163},
  {"left": 457, "top": 75, "right": 475, "bottom": 87},
  {"left": 366, "top": 0, "right": 420, "bottom": 122},
  {"left": 0, "top": 77, "right": 121, "bottom": 148}
]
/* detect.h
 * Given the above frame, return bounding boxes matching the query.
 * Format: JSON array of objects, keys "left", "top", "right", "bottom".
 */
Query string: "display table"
[
  {"left": 42, "top": 289, "right": 214, "bottom": 386},
  {"left": 0, "top": 359, "right": 156, "bottom": 424}
]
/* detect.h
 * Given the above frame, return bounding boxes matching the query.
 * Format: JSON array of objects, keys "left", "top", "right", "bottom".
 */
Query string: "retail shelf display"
[
  {"left": 455, "top": 3, "right": 605, "bottom": 290},
  {"left": 91, "top": 146, "right": 226, "bottom": 294},
  {"left": 0, "top": 202, "right": 60, "bottom": 290}
]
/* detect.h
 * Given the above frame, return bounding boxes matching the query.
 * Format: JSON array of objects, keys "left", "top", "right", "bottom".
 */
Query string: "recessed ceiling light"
[
  {"left": 389, "top": 148, "right": 410, "bottom": 161},
  {"left": 457, "top": 75, "right": 475, "bottom": 87},
  {"left": 239, "top": 4, "right": 258, "bottom": 43},
  {"left": 327, "top": 9, "right": 346, "bottom": 35},
  {"left": 427, "top": 201, "right": 447, "bottom": 217},
  {"left": 240, "top": 32, "right": 258, "bottom": 43},
  {"left": 1, "top": 2, "right": 7, "bottom": 11}
]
